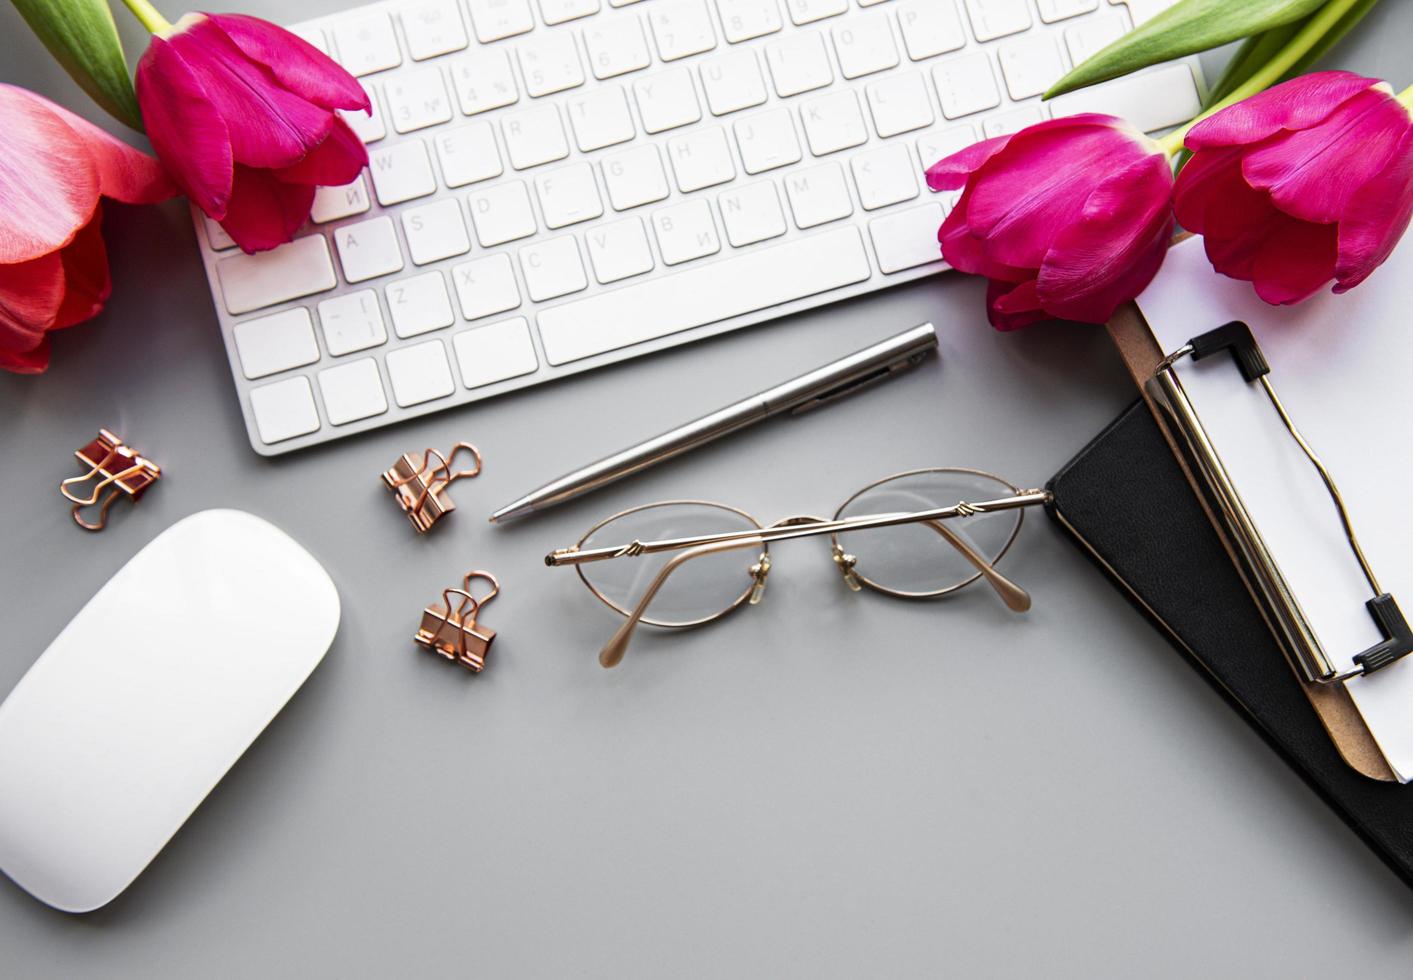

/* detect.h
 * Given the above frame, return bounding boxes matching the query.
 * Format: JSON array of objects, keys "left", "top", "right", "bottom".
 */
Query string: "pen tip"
[{"left": 488, "top": 502, "right": 532, "bottom": 524}]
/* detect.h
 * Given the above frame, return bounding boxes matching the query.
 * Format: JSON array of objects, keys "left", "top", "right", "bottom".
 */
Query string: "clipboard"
[{"left": 1106, "top": 235, "right": 1413, "bottom": 782}]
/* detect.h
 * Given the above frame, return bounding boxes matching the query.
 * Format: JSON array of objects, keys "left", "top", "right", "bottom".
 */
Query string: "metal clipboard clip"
[
  {"left": 381, "top": 441, "right": 482, "bottom": 534},
  {"left": 59, "top": 429, "right": 161, "bottom": 532},
  {"left": 414, "top": 571, "right": 500, "bottom": 672},
  {"left": 1146, "top": 320, "right": 1413, "bottom": 686}
]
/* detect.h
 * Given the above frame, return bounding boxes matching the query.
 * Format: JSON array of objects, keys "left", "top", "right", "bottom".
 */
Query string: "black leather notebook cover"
[{"left": 1047, "top": 399, "right": 1413, "bottom": 888}]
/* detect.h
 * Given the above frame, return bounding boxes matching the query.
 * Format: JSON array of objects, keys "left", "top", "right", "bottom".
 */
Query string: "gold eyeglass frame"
[{"left": 546, "top": 468, "right": 1053, "bottom": 668}]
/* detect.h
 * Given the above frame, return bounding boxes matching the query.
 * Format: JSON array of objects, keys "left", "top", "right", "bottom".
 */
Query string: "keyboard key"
[
  {"left": 332, "top": 12, "right": 402, "bottom": 76},
  {"left": 649, "top": 0, "right": 718, "bottom": 61},
  {"left": 714, "top": 0, "right": 783, "bottom": 42},
  {"left": 311, "top": 176, "right": 372, "bottom": 223},
  {"left": 519, "top": 235, "right": 589, "bottom": 301},
  {"left": 233, "top": 308, "right": 320, "bottom": 380},
  {"left": 340, "top": 84, "right": 386, "bottom": 142},
  {"left": 785, "top": 0, "right": 847, "bottom": 25},
  {"left": 567, "top": 86, "right": 636, "bottom": 151},
  {"left": 386, "top": 340, "right": 455, "bottom": 406},
  {"left": 784, "top": 162, "right": 853, "bottom": 228},
  {"left": 453, "top": 317, "right": 540, "bottom": 388},
  {"left": 869, "top": 201, "right": 944, "bottom": 272},
  {"left": 831, "top": 15, "right": 899, "bottom": 79},
  {"left": 536, "top": 226, "right": 870, "bottom": 364},
  {"left": 700, "top": 49, "right": 768, "bottom": 115},
  {"left": 401, "top": 198, "right": 471, "bottom": 264},
  {"left": 502, "top": 104, "right": 570, "bottom": 168},
  {"left": 998, "top": 34, "right": 1066, "bottom": 100},
  {"left": 250, "top": 377, "right": 320, "bottom": 444},
  {"left": 1048, "top": 63, "right": 1200, "bottom": 132},
  {"left": 369, "top": 140, "right": 437, "bottom": 204},
  {"left": 583, "top": 18, "right": 652, "bottom": 79},
  {"left": 318, "top": 358, "right": 388, "bottom": 424},
  {"left": 962, "top": 0, "right": 1032, "bottom": 41},
  {"left": 317, "top": 290, "right": 388, "bottom": 355},
  {"left": 916, "top": 123, "right": 978, "bottom": 170},
  {"left": 896, "top": 0, "right": 966, "bottom": 61},
  {"left": 667, "top": 126, "right": 736, "bottom": 191},
  {"left": 451, "top": 49, "right": 520, "bottom": 114},
  {"left": 633, "top": 69, "right": 702, "bottom": 133},
  {"left": 218, "top": 236, "right": 337, "bottom": 315},
  {"left": 400, "top": 0, "right": 469, "bottom": 59},
  {"left": 652, "top": 199, "right": 720, "bottom": 265},
  {"left": 386, "top": 67, "right": 454, "bottom": 133},
  {"left": 518, "top": 31, "right": 586, "bottom": 97},
  {"left": 585, "top": 216, "right": 655, "bottom": 283},
  {"left": 203, "top": 215, "right": 235, "bottom": 251},
  {"left": 434, "top": 121, "right": 504, "bottom": 186},
  {"left": 387, "top": 271, "right": 456, "bottom": 336},
  {"left": 535, "top": 162, "right": 605, "bottom": 228},
  {"left": 983, "top": 104, "right": 1045, "bottom": 137},
  {"left": 932, "top": 52, "right": 1000, "bottom": 118},
  {"left": 468, "top": 180, "right": 538, "bottom": 245},
  {"left": 734, "top": 108, "right": 802, "bottom": 174},
  {"left": 1037, "top": 0, "right": 1098, "bottom": 22},
  {"left": 719, "top": 181, "right": 787, "bottom": 246},
  {"left": 602, "top": 145, "right": 671, "bottom": 209},
  {"left": 335, "top": 215, "right": 405, "bottom": 282},
  {"left": 538, "top": 0, "right": 600, "bottom": 25},
  {"left": 1115, "top": 0, "right": 1177, "bottom": 26},
  {"left": 1064, "top": 13, "right": 1126, "bottom": 66},
  {"left": 865, "top": 71, "right": 934, "bottom": 138},
  {"left": 289, "top": 26, "right": 330, "bottom": 56},
  {"left": 468, "top": 0, "right": 534, "bottom": 41},
  {"left": 851, "top": 142, "right": 919, "bottom": 210},
  {"left": 801, "top": 90, "right": 868, "bottom": 156},
  {"left": 451, "top": 253, "right": 522, "bottom": 319},
  {"left": 765, "top": 32, "right": 833, "bottom": 97}
]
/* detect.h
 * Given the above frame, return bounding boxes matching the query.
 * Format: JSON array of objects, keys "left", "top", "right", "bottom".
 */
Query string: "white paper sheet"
[{"left": 1137, "top": 236, "right": 1413, "bottom": 782}]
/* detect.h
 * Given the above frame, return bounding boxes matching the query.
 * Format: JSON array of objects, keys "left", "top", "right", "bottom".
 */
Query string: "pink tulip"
[
  {"left": 1175, "top": 71, "right": 1413, "bottom": 305},
  {"left": 135, "top": 12, "right": 370, "bottom": 253},
  {"left": 926, "top": 114, "right": 1175, "bottom": 331},
  {"left": 0, "top": 85, "right": 174, "bottom": 374}
]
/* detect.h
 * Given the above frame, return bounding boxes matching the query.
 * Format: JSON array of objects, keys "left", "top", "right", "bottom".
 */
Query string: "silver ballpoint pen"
[{"left": 488, "top": 323, "right": 939, "bottom": 523}]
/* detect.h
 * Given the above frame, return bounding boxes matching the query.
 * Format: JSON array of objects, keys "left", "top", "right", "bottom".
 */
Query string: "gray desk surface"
[{"left": 3, "top": 3, "right": 1412, "bottom": 976}]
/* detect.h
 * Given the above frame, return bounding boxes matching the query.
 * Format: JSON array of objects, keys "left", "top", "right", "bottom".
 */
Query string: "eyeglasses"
[{"left": 545, "top": 468, "right": 1053, "bottom": 668}]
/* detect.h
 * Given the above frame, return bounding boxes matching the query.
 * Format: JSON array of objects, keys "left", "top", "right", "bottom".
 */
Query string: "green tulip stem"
[
  {"left": 1399, "top": 83, "right": 1413, "bottom": 108},
  {"left": 119, "top": 0, "right": 174, "bottom": 36},
  {"left": 1157, "top": 0, "right": 1368, "bottom": 156}
]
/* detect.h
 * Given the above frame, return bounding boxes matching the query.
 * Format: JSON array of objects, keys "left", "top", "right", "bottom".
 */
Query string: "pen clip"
[{"left": 788, "top": 351, "right": 930, "bottom": 416}]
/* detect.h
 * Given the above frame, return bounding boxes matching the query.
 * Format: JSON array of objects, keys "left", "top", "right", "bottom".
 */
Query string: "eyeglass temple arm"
[
  {"left": 923, "top": 520, "right": 1030, "bottom": 612},
  {"left": 599, "top": 536, "right": 767, "bottom": 670}
]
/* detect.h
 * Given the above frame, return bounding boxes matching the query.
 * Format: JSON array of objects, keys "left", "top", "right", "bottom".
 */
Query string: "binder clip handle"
[
  {"left": 1188, "top": 321, "right": 1270, "bottom": 382},
  {"left": 1352, "top": 593, "right": 1413, "bottom": 676}
]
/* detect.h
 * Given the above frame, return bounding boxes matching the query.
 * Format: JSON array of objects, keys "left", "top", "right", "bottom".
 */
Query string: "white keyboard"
[{"left": 192, "top": 0, "right": 1203, "bottom": 455}]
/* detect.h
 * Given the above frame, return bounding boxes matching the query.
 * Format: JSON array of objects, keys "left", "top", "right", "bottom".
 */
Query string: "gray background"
[{"left": 3, "top": 2, "right": 1412, "bottom": 976}]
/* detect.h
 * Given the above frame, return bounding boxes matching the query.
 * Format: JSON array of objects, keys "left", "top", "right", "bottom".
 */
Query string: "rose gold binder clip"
[
  {"left": 59, "top": 429, "right": 161, "bottom": 532},
  {"left": 381, "top": 441, "right": 482, "bottom": 534},
  {"left": 414, "top": 571, "right": 500, "bottom": 672}
]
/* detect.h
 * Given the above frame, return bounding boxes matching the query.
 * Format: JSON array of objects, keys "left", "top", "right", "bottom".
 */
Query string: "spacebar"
[{"left": 536, "top": 227, "right": 872, "bottom": 365}]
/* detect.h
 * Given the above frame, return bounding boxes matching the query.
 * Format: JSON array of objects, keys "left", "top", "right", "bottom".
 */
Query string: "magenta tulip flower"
[
  {"left": 1175, "top": 71, "right": 1413, "bottom": 305},
  {"left": 926, "top": 114, "right": 1175, "bottom": 331},
  {"left": 133, "top": 11, "right": 370, "bottom": 253}
]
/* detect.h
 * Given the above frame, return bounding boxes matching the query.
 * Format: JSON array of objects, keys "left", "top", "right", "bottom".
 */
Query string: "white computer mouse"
[{"left": 0, "top": 509, "right": 339, "bottom": 913}]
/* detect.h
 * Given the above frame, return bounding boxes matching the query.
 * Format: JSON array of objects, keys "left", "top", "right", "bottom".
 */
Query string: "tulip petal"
[
  {"left": 1248, "top": 215, "right": 1337, "bottom": 305},
  {"left": 1038, "top": 153, "right": 1175, "bottom": 323},
  {"left": 938, "top": 191, "right": 1034, "bottom": 282},
  {"left": 0, "top": 251, "right": 64, "bottom": 365},
  {"left": 926, "top": 132, "right": 1015, "bottom": 192},
  {"left": 52, "top": 213, "right": 113, "bottom": 330},
  {"left": 220, "top": 165, "right": 317, "bottom": 253},
  {"left": 137, "top": 38, "right": 233, "bottom": 218},
  {"left": 174, "top": 17, "right": 335, "bottom": 170},
  {"left": 986, "top": 278, "right": 1049, "bottom": 331},
  {"left": 23, "top": 92, "right": 176, "bottom": 206},
  {"left": 207, "top": 13, "right": 369, "bottom": 112},
  {"left": 0, "top": 337, "right": 50, "bottom": 374},
  {"left": 273, "top": 117, "right": 367, "bottom": 186},
  {"left": 1241, "top": 87, "right": 1410, "bottom": 224},
  {"left": 0, "top": 84, "right": 99, "bottom": 264},
  {"left": 1336, "top": 127, "right": 1413, "bottom": 292},
  {"left": 1173, "top": 146, "right": 1244, "bottom": 233},
  {"left": 1186, "top": 71, "right": 1378, "bottom": 150}
]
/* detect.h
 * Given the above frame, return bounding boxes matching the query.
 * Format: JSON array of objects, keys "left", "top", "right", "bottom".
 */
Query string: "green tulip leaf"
[
  {"left": 10, "top": 0, "right": 143, "bottom": 131},
  {"left": 1044, "top": 0, "right": 1329, "bottom": 99}
]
